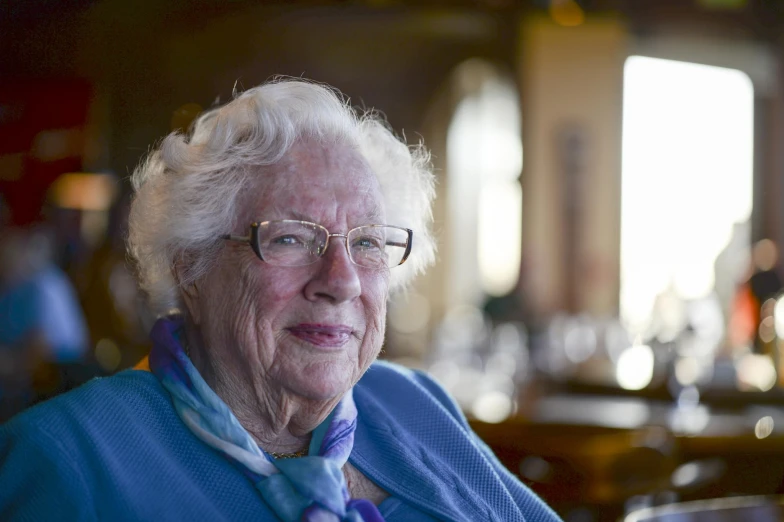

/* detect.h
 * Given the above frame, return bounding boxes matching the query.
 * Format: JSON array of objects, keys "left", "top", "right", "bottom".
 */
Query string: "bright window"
[
  {"left": 620, "top": 56, "right": 754, "bottom": 334},
  {"left": 448, "top": 74, "right": 523, "bottom": 298}
]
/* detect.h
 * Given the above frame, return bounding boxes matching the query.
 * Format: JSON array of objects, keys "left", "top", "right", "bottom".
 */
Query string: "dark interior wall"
[
  {"left": 5, "top": 0, "right": 784, "bottom": 245},
  {"left": 2, "top": 1, "right": 517, "bottom": 187}
]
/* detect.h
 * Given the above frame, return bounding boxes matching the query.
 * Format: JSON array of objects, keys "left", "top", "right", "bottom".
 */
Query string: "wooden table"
[{"left": 469, "top": 393, "right": 784, "bottom": 521}]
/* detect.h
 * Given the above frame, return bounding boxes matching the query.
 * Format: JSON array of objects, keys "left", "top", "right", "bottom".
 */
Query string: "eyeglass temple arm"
[{"left": 220, "top": 234, "right": 251, "bottom": 243}]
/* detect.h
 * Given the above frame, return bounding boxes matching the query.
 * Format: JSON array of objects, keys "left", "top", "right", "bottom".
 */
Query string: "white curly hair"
[{"left": 128, "top": 79, "right": 436, "bottom": 317}]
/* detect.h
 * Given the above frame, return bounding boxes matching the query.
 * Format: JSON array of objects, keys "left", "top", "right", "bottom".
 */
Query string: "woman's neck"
[{"left": 184, "top": 327, "right": 339, "bottom": 454}]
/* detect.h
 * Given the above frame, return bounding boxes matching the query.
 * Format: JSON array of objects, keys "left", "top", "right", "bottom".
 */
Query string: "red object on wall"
[{"left": 0, "top": 78, "right": 92, "bottom": 225}]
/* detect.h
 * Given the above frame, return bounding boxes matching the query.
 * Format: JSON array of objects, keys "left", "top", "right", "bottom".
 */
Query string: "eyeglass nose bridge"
[{"left": 318, "top": 232, "right": 351, "bottom": 260}]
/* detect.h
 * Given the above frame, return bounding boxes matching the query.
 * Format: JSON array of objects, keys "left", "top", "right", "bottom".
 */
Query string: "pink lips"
[{"left": 287, "top": 324, "right": 353, "bottom": 348}]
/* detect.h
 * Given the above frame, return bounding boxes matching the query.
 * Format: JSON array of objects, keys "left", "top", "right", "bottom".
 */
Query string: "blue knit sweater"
[{"left": 0, "top": 361, "right": 561, "bottom": 521}]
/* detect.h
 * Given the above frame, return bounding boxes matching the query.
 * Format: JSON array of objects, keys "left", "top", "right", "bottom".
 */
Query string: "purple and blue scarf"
[{"left": 148, "top": 317, "right": 385, "bottom": 522}]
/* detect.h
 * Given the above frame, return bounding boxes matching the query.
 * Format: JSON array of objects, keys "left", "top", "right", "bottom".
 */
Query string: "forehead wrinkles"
[
  {"left": 242, "top": 142, "right": 385, "bottom": 223},
  {"left": 286, "top": 141, "right": 373, "bottom": 189}
]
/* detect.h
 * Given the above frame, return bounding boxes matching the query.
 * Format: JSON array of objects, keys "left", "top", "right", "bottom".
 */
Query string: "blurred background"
[{"left": 3, "top": 0, "right": 784, "bottom": 519}]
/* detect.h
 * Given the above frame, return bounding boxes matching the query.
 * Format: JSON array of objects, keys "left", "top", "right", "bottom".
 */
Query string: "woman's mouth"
[{"left": 286, "top": 324, "right": 353, "bottom": 348}]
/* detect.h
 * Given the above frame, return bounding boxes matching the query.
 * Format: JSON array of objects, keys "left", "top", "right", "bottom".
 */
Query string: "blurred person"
[
  {"left": 0, "top": 80, "right": 561, "bottom": 521},
  {"left": 728, "top": 239, "right": 784, "bottom": 354},
  {"left": 748, "top": 239, "right": 783, "bottom": 354},
  {"left": 0, "top": 225, "right": 89, "bottom": 420},
  {"left": 748, "top": 239, "right": 783, "bottom": 310},
  {"left": 713, "top": 221, "right": 751, "bottom": 333}
]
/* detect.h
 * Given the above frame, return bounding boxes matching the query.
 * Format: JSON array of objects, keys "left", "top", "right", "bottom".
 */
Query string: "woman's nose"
[{"left": 304, "top": 239, "right": 362, "bottom": 303}]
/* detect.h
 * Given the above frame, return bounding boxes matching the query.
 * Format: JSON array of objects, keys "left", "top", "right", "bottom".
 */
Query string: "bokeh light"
[
  {"left": 616, "top": 343, "right": 654, "bottom": 390},
  {"left": 755, "top": 416, "right": 774, "bottom": 439}
]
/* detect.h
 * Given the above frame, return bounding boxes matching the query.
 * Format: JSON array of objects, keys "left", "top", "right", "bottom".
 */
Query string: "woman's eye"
[
  {"left": 353, "top": 236, "right": 383, "bottom": 250},
  {"left": 272, "top": 235, "right": 302, "bottom": 246}
]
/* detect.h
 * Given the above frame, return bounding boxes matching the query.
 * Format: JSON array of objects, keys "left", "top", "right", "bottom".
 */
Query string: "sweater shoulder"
[
  {"left": 357, "top": 360, "right": 432, "bottom": 396},
  {"left": 359, "top": 359, "right": 438, "bottom": 386},
  {"left": 3, "top": 370, "right": 169, "bottom": 439},
  {"left": 356, "top": 360, "right": 468, "bottom": 428}
]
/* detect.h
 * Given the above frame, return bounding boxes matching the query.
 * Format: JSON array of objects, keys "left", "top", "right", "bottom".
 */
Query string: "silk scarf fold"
[{"left": 148, "top": 316, "right": 385, "bottom": 522}]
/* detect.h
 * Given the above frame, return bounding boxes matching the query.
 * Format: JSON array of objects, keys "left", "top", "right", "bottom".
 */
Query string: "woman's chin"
[
  {"left": 288, "top": 382, "right": 349, "bottom": 402},
  {"left": 283, "top": 366, "right": 355, "bottom": 402}
]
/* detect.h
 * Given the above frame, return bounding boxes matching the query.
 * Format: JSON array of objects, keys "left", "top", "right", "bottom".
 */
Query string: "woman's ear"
[
  {"left": 174, "top": 259, "right": 201, "bottom": 325},
  {"left": 181, "top": 281, "right": 201, "bottom": 325}
]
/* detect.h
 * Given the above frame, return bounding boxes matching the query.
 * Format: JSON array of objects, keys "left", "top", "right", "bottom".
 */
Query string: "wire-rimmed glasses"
[{"left": 220, "top": 220, "right": 413, "bottom": 270}]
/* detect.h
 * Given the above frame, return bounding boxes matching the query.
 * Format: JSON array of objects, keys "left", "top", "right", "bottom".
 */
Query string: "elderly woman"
[{"left": 0, "top": 80, "right": 560, "bottom": 521}]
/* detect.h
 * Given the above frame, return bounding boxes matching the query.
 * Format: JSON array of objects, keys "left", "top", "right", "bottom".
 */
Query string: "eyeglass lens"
[{"left": 255, "top": 221, "right": 408, "bottom": 268}]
